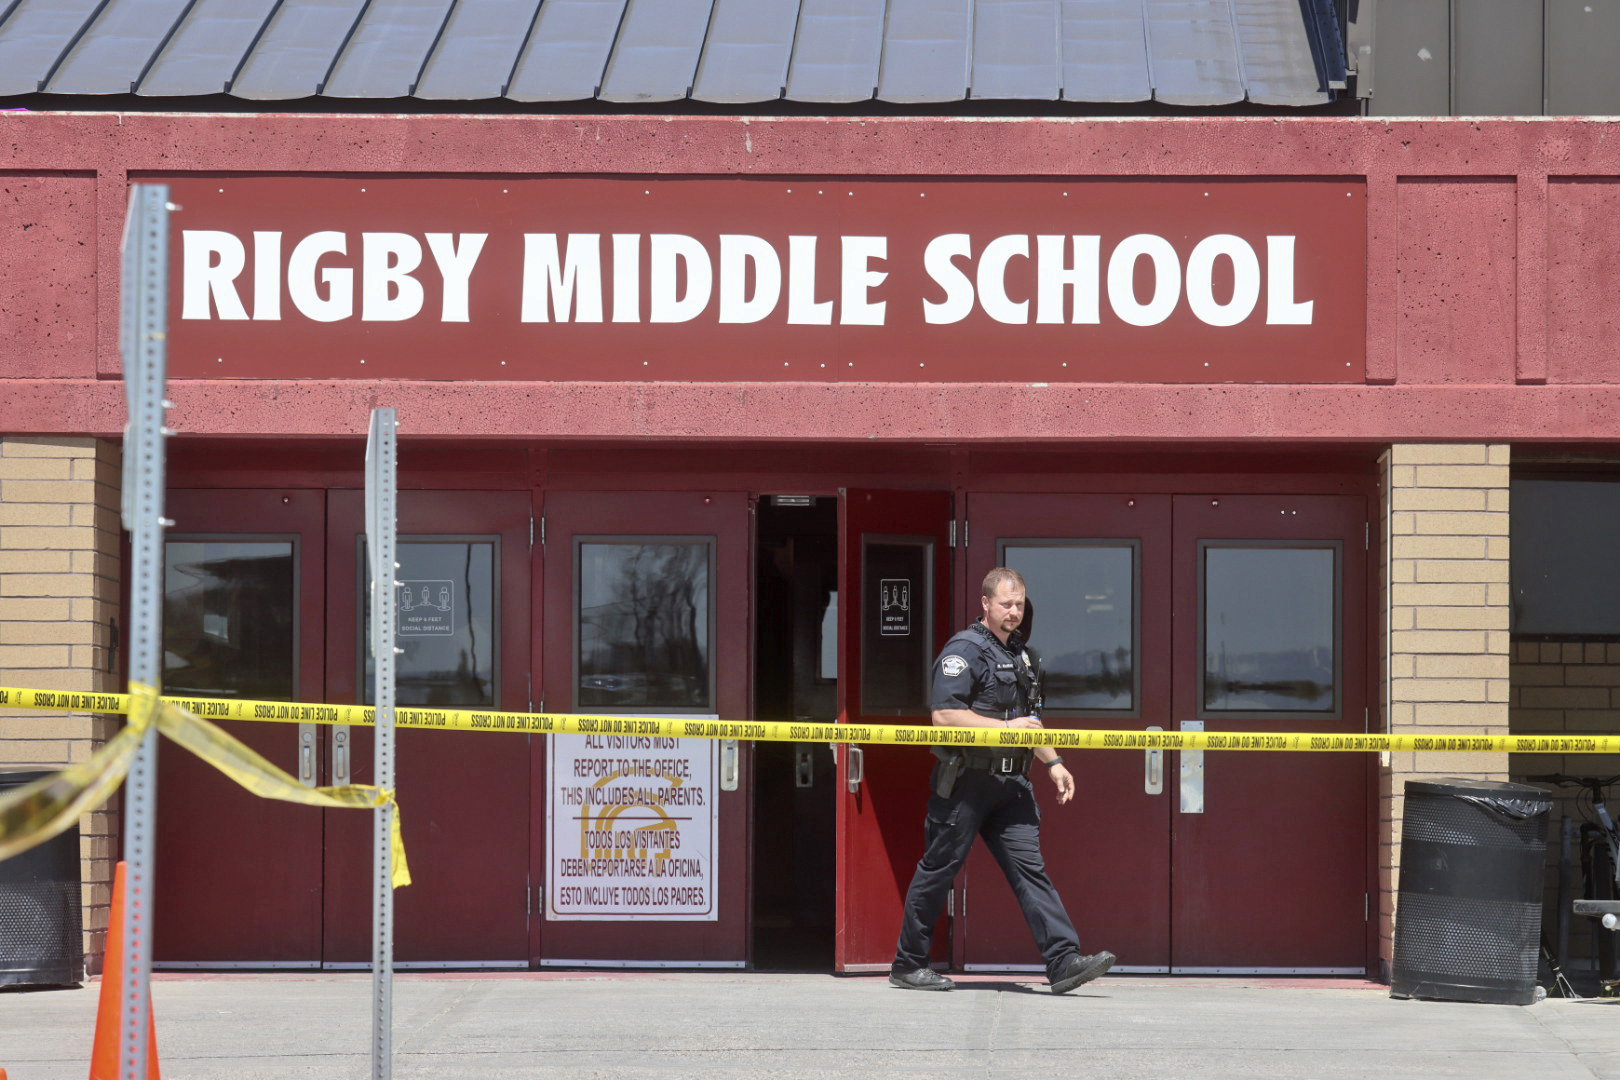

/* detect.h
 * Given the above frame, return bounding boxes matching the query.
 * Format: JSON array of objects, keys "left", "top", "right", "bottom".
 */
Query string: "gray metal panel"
[
  {"left": 1143, "top": 0, "right": 1244, "bottom": 105},
  {"left": 972, "top": 0, "right": 1060, "bottom": 100},
  {"left": 230, "top": 0, "right": 367, "bottom": 99},
  {"left": 138, "top": 0, "right": 282, "bottom": 96},
  {"left": 508, "top": 0, "right": 625, "bottom": 101},
  {"left": 1547, "top": 0, "right": 1620, "bottom": 115},
  {"left": 1344, "top": 0, "right": 1374, "bottom": 98},
  {"left": 1231, "top": 0, "right": 1328, "bottom": 106},
  {"left": 0, "top": 0, "right": 106, "bottom": 95},
  {"left": 878, "top": 0, "right": 972, "bottom": 103},
  {"left": 1059, "top": 0, "right": 1150, "bottom": 102},
  {"left": 598, "top": 0, "right": 715, "bottom": 102},
  {"left": 414, "top": 0, "right": 538, "bottom": 98},
  {"left": 691, "top": 0, "right": 797, "bottom": 103},
  {"left": 1454, "top": 0, "right": 1542, "bottom": 115},
  {"left": 1366, "top": 0, "right": 1446, "bottom": 115},
  {"left": 324, "top": 0, "right": 455, "bottom": 97},
  {"left": 782, "top": 0, "right": 882, "bottom": 102},
  {"left": 47, "top": 0, "right": 194, "bottom": 93}
]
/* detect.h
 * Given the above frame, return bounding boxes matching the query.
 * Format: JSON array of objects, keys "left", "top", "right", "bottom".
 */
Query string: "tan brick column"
[
  {"left": 0, "top": 435, "right": 123, "bottom": 978},
  {"left": 1377, "top": 443, "right": 1510, "bottom": 979}
]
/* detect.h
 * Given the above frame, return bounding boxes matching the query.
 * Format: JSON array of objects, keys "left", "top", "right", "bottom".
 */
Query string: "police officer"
[{"left": 889, "top": 567, "right": 1115, "bottom": 993}]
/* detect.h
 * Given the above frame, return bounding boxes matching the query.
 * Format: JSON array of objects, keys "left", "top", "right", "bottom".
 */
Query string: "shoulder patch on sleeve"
[{"left": 940, "top": 655, "right": 969, "bottom": 678}]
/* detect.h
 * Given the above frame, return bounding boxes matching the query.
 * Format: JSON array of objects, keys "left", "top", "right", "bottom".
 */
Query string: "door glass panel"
[
  {"left": 1002, "top": 543, "right": 1136, "bottom": 712},
  {"left": 1202, "top": 545, "right": 1337, "bottom": 713},
  {"left": 860, "top": 538, "right": 933, "bottom": 715},
  {"left": 577, "top": 540, "right": 712, "bottom": 711},
  {"left": 164, "top": 540, "right": 296, "bottom": 699},
  {"left": 363, "top": 540, "right": 497, "bottom": 707},
  {"left": 819, "top": 589, "right": 838, "bottom": 681}
]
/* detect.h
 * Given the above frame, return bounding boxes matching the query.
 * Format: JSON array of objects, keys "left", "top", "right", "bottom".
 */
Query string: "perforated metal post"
[
  {"left": 118, "top": 183, "right": 171, "bottom": 1080},
  {"left": 365, "top": 408, "right": 398, "bottom": 1080}
]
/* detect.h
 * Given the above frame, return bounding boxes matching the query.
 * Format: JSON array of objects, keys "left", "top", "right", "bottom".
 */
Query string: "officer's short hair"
[{"left": 982, "top": 567, "right": 1026, "bottom": 599}]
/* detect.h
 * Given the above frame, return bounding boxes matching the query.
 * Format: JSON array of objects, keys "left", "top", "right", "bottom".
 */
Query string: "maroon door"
[
  {"left": 322, "top": 490, "right": 532, "bottom": 965},
  {"left": 538, "top": 491, "right": 750, "bottom": 965},
  {"left": 835, "top": 490, "right": 953, "bottom": 971},
  {"left": 957, "top": 493, "right": 1174, "bottom": 973},
  {"left": 1169, "top": 494, "right": 1368, "bottom": 971},
  {"left": 958, "top": 491, "right": 1370, "bottom": 973},
  {"left": 155, "top": 489, "right": 326, "bottom": 965}
]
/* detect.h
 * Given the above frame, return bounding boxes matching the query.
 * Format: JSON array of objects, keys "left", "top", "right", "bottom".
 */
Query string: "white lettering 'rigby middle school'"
[{"left": 180, "top": 229, "right": 1314, "bottom": 328}]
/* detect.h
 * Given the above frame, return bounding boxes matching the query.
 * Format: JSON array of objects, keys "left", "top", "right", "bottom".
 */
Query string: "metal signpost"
[
  {"left": 115, "top": 183, "right": 402, "bottom": 1079},
  {"left": 118, "top": 183, "right": 171, "bottom": 1080},
  {"left": 365, "top": 408, "right": 399, "bottom": 1080}
]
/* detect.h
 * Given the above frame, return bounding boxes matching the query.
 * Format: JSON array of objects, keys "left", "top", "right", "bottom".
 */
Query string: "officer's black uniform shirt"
[{"left": 930, "top": 620, "right": 1035, "bottom": 721}]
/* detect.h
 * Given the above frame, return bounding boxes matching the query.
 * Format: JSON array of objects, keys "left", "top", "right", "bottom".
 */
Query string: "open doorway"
[{"left": 752, "top": 495, "right": 839, "bottom": 970}]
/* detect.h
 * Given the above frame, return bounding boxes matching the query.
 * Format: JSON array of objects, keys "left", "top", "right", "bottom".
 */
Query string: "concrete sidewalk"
[{"left": 2, "top": 971, "right": 1617, "bottom": 1080}]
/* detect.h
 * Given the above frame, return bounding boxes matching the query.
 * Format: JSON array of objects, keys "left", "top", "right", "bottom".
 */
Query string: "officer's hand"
[
  {"left": 1048, "top": 763, "right": 1075, "bottom": 804},
  {"left": 1006, "top": 715, "right": 1044, "bottom": 730}
]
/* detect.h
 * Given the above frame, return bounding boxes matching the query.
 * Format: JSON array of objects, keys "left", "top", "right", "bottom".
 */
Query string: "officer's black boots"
[
  {"left": 1049, "top": 950, "right": 1115, "bottom": 994},
  {"left": 888, "top": 967, "right": 955, "bottom": 991}
]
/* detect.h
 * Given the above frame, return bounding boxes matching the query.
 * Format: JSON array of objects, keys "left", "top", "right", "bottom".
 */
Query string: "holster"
[{"left": 932, "top": 753, "right": 964, "bottom": 798}]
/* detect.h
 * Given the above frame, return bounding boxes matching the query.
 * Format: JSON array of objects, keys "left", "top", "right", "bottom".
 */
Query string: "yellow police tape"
[
  {"left": 2, "top": 684, "right": 1617, "bottom": 756},
  {"left": 0, "top": 683, "right": 410, "bottom": 886}
]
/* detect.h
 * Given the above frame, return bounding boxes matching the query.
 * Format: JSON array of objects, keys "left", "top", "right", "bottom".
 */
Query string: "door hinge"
[
  {"left": 1365, "top": 893, "right": 1370, "bottom": 922},
  {"left": 529, "top": 516, "right": 535, "bottom": 549},
  {"left": 1364, "top": 521, "right": 1370, "bottom": 551},
  {"left": 948, "top": 890, "right": 954, "bottom": 917},
  {"left": 540, "top": 515, "right": 546, "bottom": 549},
  {"left": 536, "top": 885, "right": 544, "bottom": 915},
  {"left": 948, "top": 520, "right": 956, "bottom": 548}
]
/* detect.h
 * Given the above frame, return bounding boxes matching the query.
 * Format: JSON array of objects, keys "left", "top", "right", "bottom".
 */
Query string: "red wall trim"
[
  {"left": 5, "top": 113, "right": 1620, "bottom": 442},
  {"left": 7, "top": 377, "right": 1618, "bottom": 443}
]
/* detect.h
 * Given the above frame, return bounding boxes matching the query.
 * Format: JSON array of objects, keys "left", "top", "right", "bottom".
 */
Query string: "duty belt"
[{"left": 958, "top": 748, "right": 1032, "bottom": 775}]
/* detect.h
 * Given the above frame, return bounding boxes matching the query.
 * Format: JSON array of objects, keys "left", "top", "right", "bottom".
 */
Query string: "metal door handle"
[
  {"left": 1145, "top": 724, "right": 1164, "bottom": 795},
  {"left": 332, "top": 725, "right": 350, "bottom": 786},
  {"left": 299, "top": 724, "right": 316, "bottom": 788},
  {"left": 794, "top": 743, "right": 815, "bottom": 788},
  {"left": 1180, "top": 720, "right": 1204, "bottom": 814},
  {"left": 720, "top": 739, "right": 739, "bottom": 791},
  {"left": 846, "top": 745, "right": 865, "bottom": 793}
]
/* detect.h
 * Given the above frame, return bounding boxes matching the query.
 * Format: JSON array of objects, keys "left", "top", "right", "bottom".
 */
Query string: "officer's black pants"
[{"left": 892, "top": 764, "right": 1081, "bottom": 980}]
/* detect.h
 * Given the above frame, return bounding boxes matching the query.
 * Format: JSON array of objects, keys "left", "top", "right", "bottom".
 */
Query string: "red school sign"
[{"left": 164, "top": 176, "right": 1366, "bottom": 383}]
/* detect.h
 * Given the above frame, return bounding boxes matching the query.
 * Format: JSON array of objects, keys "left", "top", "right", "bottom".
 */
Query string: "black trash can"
[
  {"left": 1391, "top": 777, "right": 1552, "bottom": 1005},
  {"left": 0, "top": 769, "right": 84, "bottom": 988}
]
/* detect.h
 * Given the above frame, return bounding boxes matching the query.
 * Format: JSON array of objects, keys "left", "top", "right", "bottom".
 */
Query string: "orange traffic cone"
[{"left": 89, "top": 861, "right": 160, "bottom": 1080}]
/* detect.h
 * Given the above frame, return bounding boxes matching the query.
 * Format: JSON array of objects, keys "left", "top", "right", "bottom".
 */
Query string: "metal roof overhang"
[{"left": 0, "top": 0, "right": 1345, "bottom": 108}]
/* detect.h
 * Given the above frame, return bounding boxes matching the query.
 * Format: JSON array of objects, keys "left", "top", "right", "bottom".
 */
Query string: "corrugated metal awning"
[{"left": 0, "top": 0, "right": 1345, "bottom": 107}]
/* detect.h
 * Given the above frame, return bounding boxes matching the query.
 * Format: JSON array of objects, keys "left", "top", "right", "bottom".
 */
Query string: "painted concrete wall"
[{"left": 0, "top": 114, "right": 1618, "bottom": 443}]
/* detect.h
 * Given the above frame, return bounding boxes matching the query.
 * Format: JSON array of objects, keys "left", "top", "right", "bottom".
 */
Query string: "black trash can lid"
[
  {"left": 1405, "top": 777, "right": 1553, "bottom": 820},
  {"left": 0, "top": 768, "right": 54, "bottom": 791}
]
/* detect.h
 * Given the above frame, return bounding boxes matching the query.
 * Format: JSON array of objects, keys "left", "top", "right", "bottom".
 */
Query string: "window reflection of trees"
[
  {"left": 580, "top": 544, "right": 709, "bottom": 710},
  {"left": 1005, "top": 545, "right": 1135, "bottom": 711},
  {"left": 1044, "top": 646, "right": 1135, "bottom": 709},
  {"left": 163, "top": 543, "right": 295, "bottom": 700},
  {"left": 1203, "top": 646, "right": 1335, "bottom": 711},
  {"left": 1202, "top": 547, "right": 1336, "bottom": 713}
]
